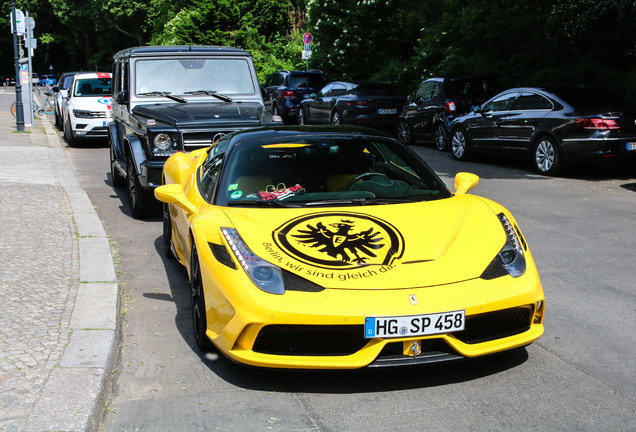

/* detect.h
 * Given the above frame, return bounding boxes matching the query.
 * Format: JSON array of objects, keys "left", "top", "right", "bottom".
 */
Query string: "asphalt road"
[{"left": 61, "top": 135, "right": 636, "bottom": 432}]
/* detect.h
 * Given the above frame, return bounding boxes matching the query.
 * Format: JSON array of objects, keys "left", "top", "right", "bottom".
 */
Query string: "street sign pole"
[
  {"left": 10, "top": 0, "right": 25, "bottom": 131},
  {"left": 24, "top": 11, "right": 34, "bottom": 126}
]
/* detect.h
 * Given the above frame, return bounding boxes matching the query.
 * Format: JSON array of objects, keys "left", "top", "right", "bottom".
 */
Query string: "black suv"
[
  {"left": 108, "top": 45, "right": 281, "bottom": 218},
  {"left": 263, "top": 70, "right": 328, "bottom": 123},
  {"left": 396, "top": 75, "right": 500, "bottom": 150}
]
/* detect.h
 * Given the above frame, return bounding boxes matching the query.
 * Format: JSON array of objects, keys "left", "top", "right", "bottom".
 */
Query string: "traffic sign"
[
  {"left": 302, "top": 33, "right": 313, "bottom": 44},
  {"left": 304, "top": 43, "right": 311, "bottom": 51},
  {"left": 302, "top": 50, "right": 312, "bottom": 60},
  {"left": 11, "top": 9, "right": 25, "bottom": 35}
]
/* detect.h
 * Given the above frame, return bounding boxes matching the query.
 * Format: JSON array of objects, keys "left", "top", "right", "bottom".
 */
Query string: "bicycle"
[{"left": 10, "top": 96, "right": 56, "bottom": 117}]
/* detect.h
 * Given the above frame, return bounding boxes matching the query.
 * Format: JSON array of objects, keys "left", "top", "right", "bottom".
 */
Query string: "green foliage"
[{"left": 1, "top": 0, "right": 634, "bottom": 95}]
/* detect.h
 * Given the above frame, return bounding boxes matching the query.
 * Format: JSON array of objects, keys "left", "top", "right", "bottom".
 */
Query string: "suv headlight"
[
  {"left": 151, "top": 132, "right": 179, "bottom": 154},
  {"left": 221, "top": 227, "right": 284, "bottom": 294},
  {"left": 154, "top": 133, "right": 173, "bottom": 151},
  {"left": 73, "top": 109, "right": 93, "bottom": 118}
]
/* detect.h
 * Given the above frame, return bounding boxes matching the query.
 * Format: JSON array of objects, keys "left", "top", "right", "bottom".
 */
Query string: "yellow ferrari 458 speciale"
[{"left": 155, "top": 125, "right": 544, "bottom": 369}]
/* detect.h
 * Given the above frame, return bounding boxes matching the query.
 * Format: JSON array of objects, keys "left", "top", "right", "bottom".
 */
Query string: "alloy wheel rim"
[
  {"left": 536, "top": 140, "right": 554, "bottom": 172},
  {"left": 398, "top": 123, "right": 410, "bottom": 143},
  {"left": 435, "top": 126, "right": 446, "bottom": 150},
  {"left": 452, "top": 133, "right": 465, "bottom": 158}
]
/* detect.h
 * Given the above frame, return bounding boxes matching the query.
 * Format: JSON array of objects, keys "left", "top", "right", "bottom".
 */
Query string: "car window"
[
  {"left": 446, "top": 77, "right": 500, "bottom": 100},
  {"left": 512, "top": 92, "right": 553, "bottom": 110},
  {"left": 200, "top": 152, "right": 225, "bottom": 201},
  {"left": 483, "top": 92, "right": 519, "bottom": 112},
  {"left": 61, "top": 74, "right": 75, "bottom": 90},
  {"left": 134, "top": 57, "right": 256, "bottom": 96},
  {"left": 288, "top": 75, "right": 327, "bottom": 88},
  {"left": 318, "top": 83, "right": 333, "bottom": 96},
  {"left": 326, "top": 84, "right": 347, "bottom": 97},
  {"left": 415, "top": 81, "right": 438, "bottom": 101},
  {"left": 73, "top": 78, "right": 112, "bottom": 97}
]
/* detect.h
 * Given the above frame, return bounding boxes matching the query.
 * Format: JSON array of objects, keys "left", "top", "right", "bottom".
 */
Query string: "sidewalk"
[{"left": 0, "top": 88, "right": 118, "bottom": 432}]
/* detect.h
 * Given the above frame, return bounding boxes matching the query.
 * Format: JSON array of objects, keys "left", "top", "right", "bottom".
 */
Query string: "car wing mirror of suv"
[
  {"left": 472, "top": 105, "right": 482, "bottom": 113},
  {"left": 116, "top": 90, "right": 129, "bottom": 104}
]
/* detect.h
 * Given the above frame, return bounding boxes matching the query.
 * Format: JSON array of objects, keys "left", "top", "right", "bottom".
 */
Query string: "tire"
[
  {"left": 54, "top": 109, "right": 61, "bottom": 129},
  {"left": 396, "top": 120, "right": 414, "bottom": 145},
  {"left": 533, "top": 136, "right": 563, "bottom": 176},
  {"left": 331, "top": 109, "right": 341, "bottom": 125},
  {"left": 273, "top": 103, "right": 288, "bottom": 124},
  {"left": 162, "top": 203, "right": 174, "bottom": 259},
  {"left": 126, "top": 156, "right": 157, "bottom": 219},
  {"left": 110, "top": 146, "right": 126, "bottom": 188},
  {"left": 298, "top": 107, "right": 306, "bottom": 125},
  {"left": 451, "top": 128, "right": 470, "bottom": 161},
  {"left": 63, "top": 117, "right": 76, "bottom": 146},
  {"left": 190, "top": 246, "right": 214, "bottom": 351},
  {"left": 434, "top": 124, "right": 449, "bottom": 151}
]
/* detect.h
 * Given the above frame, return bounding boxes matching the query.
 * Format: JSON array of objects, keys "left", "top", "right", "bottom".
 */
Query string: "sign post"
[
  {"left": 302, "top": 33, "right": 313, "bottom": 71},
  {"left": 10, "top": 0, "right": 25, "bottom": 131}
]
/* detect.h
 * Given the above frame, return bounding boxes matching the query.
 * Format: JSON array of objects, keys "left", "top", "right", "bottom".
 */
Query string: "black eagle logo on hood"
[{"left": 293, "top": 219, "right": 385, "bottom": 264}]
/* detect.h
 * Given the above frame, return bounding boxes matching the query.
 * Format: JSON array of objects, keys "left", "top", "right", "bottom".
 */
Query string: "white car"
[{"left": 62, "top": 72, "right": 112, "bottom": 145}]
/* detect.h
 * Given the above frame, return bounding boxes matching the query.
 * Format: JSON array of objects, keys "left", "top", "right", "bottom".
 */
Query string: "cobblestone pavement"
[
  {"left": 0, "top": 89, "right": 79, "bottom": 432},
  {"left": 0, "top": 88, "right": 117, "bottom": 432}
]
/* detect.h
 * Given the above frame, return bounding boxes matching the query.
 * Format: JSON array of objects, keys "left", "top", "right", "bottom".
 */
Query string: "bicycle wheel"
[{"left": 11, "top": 101, "right": 16, "bottom": 118}]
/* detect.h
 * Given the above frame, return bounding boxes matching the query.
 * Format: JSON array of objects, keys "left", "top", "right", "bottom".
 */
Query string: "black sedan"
[
  {"left": 449, "top": 86, "right": 636, "bottom": 175},
  {"left": 298, "top": 81, "right": 405, "bottom": 130}
]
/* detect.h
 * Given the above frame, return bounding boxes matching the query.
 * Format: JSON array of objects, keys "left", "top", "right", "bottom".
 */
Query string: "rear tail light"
[
  {"left": 346, "top": 100, "right": 369, "bottom": 106},
  {"left": 576, "top": 118, "right": 620, "bottom": 130},
  {"left": 445, "top": 101, "right": 457, "bottom": 113},
  {"left": 282, "top": 90, "right": 296, "bottom": 98}
]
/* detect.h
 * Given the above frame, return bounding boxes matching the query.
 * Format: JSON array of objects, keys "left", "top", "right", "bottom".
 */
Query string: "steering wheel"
[{"left": 345, "top": 172, "right": 391, "bottom": 191}]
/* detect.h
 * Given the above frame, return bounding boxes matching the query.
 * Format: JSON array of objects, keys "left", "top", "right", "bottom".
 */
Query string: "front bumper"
[
  {"left": 70, "top": 115, "right": 111, "bottom": 138},
  {"left": 200, "top": 251, "right": 545, "bottom": 369}
]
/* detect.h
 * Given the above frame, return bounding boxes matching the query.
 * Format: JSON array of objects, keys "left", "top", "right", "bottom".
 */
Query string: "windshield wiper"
[
  {"left": 184, "top": 90, "right": 232, "bottom": 102},
  {"left": 304, "top": 198, "right": 372, "bottom": 207},
  {"left": 138, "top": 91, "right": 187, "bottom": 103}
]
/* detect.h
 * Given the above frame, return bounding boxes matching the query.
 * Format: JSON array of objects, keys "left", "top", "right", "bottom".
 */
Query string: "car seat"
[{"left": 79, "top": 83, "right": 92, "bottom": 95}]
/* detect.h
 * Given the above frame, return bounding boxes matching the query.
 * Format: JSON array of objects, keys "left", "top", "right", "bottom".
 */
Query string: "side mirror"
[
  {"left": 52, "top": 86, "right": 59, "bottom": 93},
  {"left": 472, "top": 105, "right": 482, "bottom": 113},
  {"left": 454, "top": 172, "right": 479, "bottom": 195},
  {"left": 154, "top": 184, "right": 198, "bottom": 215},
  {"left": 115, "top": 90, "right": 128, "bottom": 104}
]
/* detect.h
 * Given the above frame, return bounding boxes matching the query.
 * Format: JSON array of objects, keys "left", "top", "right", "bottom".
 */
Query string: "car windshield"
[
  {"left": 73, "top": 78, "right": 112, "bottom": 97},
  {"left": 216, "top": 135, "right": 451, "bottom": 207},
  {"left": 134, "top": 57, "right": 256, "bottom": 96},
  {"left": 288, "top": 74, "right": 328, "bottom": 88}
]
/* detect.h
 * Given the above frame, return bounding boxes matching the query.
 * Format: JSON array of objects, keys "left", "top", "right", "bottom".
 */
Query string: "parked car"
[
  {"left": 32, "top": 73, "right": 40, "bottom": 86},
  {"left": 396, "top": 75, "right": 500, "bottom": 151},
  {"left": 154, "top": 125, "right": 545, "bottom": 368},
  {"left": 4, "top": 76, "right": 16, "bottom": 86},
  {"left": 61, "top": 72, "right": 112, "bottom": 146},
  {"left": 52, "top": 72, "right": 79, "bottom": 129},
  {"left": 298, "top": 81, "right": 405, "bottom": 130},
  {"left": 39, "top": 75, "right": 57, "bottom": 86},
  {"left": 263, "top": 69, "right": 328, "bottom": 123},
  {"left": 449, "top": 85, "right": 636, "bottom": 175},
  {"left": 108, "top": 45, "right": 282, "bottom": 219}
]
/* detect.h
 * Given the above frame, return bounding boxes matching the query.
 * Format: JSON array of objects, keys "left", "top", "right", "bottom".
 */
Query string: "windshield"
[
  {"left": 216, "top": 135, "right": 451, "bottom": 207},
  {"left": 73, "top": 78, "right": 112, "bottom": 97},
  {"left": 288, "top": 74, "right": 328, "bottom": 88},
  {"left": 134, "top": 57, "right": 256, "bottom": 96}
]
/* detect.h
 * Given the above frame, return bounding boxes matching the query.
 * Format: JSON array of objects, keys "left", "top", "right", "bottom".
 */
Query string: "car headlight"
[
  {"left": 495, "top": 213, "right": 526, "bottom": 277},
  {"left": 221, "top": 227, "right": 285, "bottom": 294},
  {"left": 153, "top": 133, "right": 173, "bottom": 152},
  {"left": 73, "top": 109, "right": 93, "bottom": 118}
]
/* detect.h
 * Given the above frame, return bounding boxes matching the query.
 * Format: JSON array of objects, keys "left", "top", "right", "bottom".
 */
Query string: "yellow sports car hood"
[{"left": 218, "top": 195, "right": 507, "bottom": 289}]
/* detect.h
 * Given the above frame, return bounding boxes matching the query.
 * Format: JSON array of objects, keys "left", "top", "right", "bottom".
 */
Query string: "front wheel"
[
  {"left": 396, "top": 120, "right": 414, "bottom": 145},
  {"left": 64, "top": 117, "right": 76, "bottom": 146},
  {"left": 533, "top": 136, "right": 563, "bottom": 176},
  {"left": 434, "top": 124, "right": 449, "bottom": 151},
  {"left": 331, "top": 109, "right": 342, "bottom": 125},
  {"left": 451, "top": 128, "right": 470, "bottom": 161},
  {"left": 127, "top": 156, "right": 157, "bottom": 219},
  {"left": 191, "top": 246, "right": 214, "bottom": 351}
]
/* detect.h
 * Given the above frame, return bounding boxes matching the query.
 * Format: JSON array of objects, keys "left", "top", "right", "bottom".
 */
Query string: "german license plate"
[
  {"left": 364, "top": 310, "right": 465, "bottom": 339},
  {"left": 377, "top": 108, "right": 397, "bottom": 115},
  {"left": 627, "top": 142, "right": 636, "bottom": 151}
]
